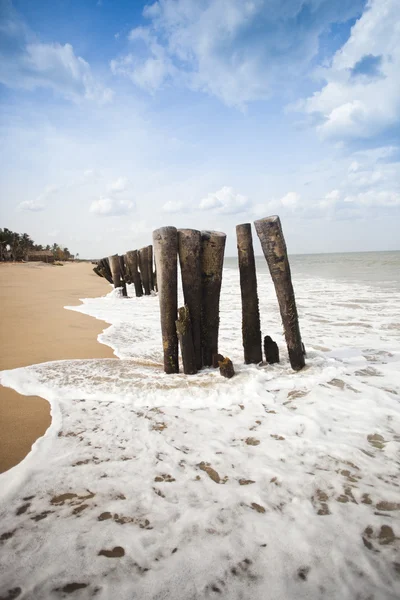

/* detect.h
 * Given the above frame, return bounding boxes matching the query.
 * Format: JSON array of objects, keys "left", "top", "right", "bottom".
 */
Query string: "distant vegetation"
[{"left": 0, "top": 227, "right": 75, "bottom": 262}]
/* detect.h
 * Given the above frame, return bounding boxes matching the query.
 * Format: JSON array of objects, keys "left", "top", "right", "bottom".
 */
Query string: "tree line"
[{"left": 0, "top": 228, "right": 74, "bottom": 261}]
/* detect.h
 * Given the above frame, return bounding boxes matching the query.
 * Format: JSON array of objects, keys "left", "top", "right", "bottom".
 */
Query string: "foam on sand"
[{"left": 0, "top": 267, "right": 399, "bottom": 599}]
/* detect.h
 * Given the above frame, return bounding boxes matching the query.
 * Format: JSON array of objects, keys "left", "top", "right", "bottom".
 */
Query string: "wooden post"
[
  {"left": 254, "top": 216, "right": 305, "bottom": 371},
  {"left": 109, "top": 254, "right": 127, "bottom": 297},
  {"left": 123, "top": 254, "right": 132, "bottom": 284},
  {"left": 138, "top": 246, "right": 151, "bottom": 295},
  {"left": 98, "top": 258, "right": 113, "bottom": 284},
  {"left": 219, "top": 357, "right": 235, "bottom": 379},
  {"left": 264, "top": 335, "right": 279, "bottom": 364},
  {"left": 153, "top": 227, "right": 179, "bottom": 374},
  {"left": 236, "top": 223, "right": 262, "bottom": 364},
  {"left": 178, "top": 229, "right": 202, "bottom": 370},
  {"left": 125, "top": 250, "right": 143, "bottom": 297},
  {"left": 201, "top": 231, "right": 226, "bottom": 367},
  {"left": 176, "top": 305, "right": 197, "bottom": 375},
  {"left": 147, "top": 245, "right": 154, "bottom": 291}
]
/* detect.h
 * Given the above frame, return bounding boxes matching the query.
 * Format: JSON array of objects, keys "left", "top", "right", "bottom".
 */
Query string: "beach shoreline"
[{"left": 0, "top": 261, "right": 114, "bottom": 473}]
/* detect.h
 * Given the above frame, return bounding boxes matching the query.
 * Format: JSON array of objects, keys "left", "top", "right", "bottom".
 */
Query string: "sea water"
[{"left": 0, "top": 251, "right": 399, "bottom": 599}]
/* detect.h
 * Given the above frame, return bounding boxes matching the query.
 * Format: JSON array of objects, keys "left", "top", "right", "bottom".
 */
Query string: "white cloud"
[
  {"left": 108, "top": 177, "right": 129, "bottom": 193},
  {"left": 162, "top": 200, "right": 185, "bottom": 213},
  {"left": 302, "top": 0, "right": 400, "bottom": 140},
  {"left": 199, "top": 186, "right": 250, "bottom": 215},
  {"left": 0, "top": 3, "right": 113, "bottom": 103},
  {"left": 18, "top": 199, "right": 45, "bottom": 212},
  {"left": 110, "top": 0, "right": 363, "bottom": 107},
  {"left": 280, "top": 192, "right": 300, "bottom": 208},
  {"left": 343, "top": 190, "right": 400, "bottom": 207},
  {"left": 89, "top": 196, "right": 134, "bottom": 216}
]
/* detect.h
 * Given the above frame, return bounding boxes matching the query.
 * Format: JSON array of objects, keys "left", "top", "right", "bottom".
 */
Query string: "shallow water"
[{"left": 0, "top": 251, "right": 399, "bottom": 600}]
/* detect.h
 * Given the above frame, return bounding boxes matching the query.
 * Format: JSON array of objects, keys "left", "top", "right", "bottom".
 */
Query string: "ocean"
[{"left": 0, "top": 251, "right": 399, "bottom": 599}]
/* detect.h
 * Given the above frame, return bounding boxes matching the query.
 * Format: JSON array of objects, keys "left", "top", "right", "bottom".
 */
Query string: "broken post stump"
[
  {"left": 201, "top": 231, "right": 226, "bottom": 367},
  {"left": 212, "top": 353, "right": 224, "bottom": 369},
  {"left": 125, "top": 250, "right": 143, "bottom": 297},
  {"left": 254, "top": 216, "right": 305, "bottom": 371},
  {"left": 153, "top": 226, "right": 179, "bottom": 374},
  {"left": 109, "top": 254, "right": 127, "bottom": 297},
  {"left": 176, "top": 305, "right": 197, "bottom": 375},
  {"left": 264, "top": 335, "right": 279, "bottom": 364},
  {"left": 178, "top": 229, "right": 202, "bottom": 370},
  {"left": 138, "top": 246, "right": 151, "bottom": 295},
  {"left": 219, "top": 357, "right": 235, "bottom": 379},
  {"left": 236, "top": 223, "right": 262, "bottom": 364}
]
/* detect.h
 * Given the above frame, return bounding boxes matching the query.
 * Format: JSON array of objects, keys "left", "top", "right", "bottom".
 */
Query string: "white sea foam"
[{"left": 0, "top": 263, "right": 399, "bottom": 599}]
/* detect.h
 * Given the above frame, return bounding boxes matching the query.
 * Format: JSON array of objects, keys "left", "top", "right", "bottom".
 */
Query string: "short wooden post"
[
  {"left": 178, "top": 229, "right": 202, "bottom": 370},
  {"left": 219, "top": 357, "right": 235, "bottom": 378},
  {"left": 138, "top": 246, "right": 151, "bottom": 295},
  {"left": 147, "top": 245, "right": 154, "bottom": 291},
  {"left": 125, "top": 250, "right": 143, "bottom": 297},
  {"left": 254, "top": 216, "right": 305, "bottom": 371},
  {"left": 176, "top": 305, "right": 197, "bottom": 375},
  {"left": 236, "top": 223, "right": 262, "bottom": 364},
  {"left": 153, "top": 226, "right": 179, "bottom": 374},
  {"left": 109, "top": 254, "right": 127, "bottom": 297},
  {"left": 264, "top": 335, "right": 279, "bottom": 364},
  {"left": 201, "top": 231, "right": 226, "bottom": 367}
]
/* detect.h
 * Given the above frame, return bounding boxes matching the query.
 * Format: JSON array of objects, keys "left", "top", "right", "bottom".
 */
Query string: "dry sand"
[{"left": 0, "top": 261, "right": 114, "bottom": 473}]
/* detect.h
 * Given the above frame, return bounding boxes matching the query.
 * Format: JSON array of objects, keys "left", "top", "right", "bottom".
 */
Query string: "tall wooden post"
[
  {"left": 254, "top": 215, "right": 305, "bottom": 371},
  {"left": 178, "top": 229, "right": 202, "bottom": 370},
  {"left": 109, "top": 254, "right": 127, "bottom": 297},
  {"left": 153, "top": 227, "right": 179, "bottom": 374},
  {"left": 138, "top": 247, "right": 151, "bottom": 295},
  {"left": 176, "top": 305, "right": 197, "bottom": 375},
  {"left": 125, "top": 250, "right": 143, "bottom": 297},
  {"left": 236, "top": 223, "right": 262, "bottom": 364},
  {"left": 147, "top": 245, "right": 154, "bottom": 291},
  {"left": 201, "top": 231, "right": 226, "bottom": 367}
]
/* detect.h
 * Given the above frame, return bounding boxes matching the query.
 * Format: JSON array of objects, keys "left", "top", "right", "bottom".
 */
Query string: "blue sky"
[{"left": 0, "top": 0, "right": 399, "bottom": 257}]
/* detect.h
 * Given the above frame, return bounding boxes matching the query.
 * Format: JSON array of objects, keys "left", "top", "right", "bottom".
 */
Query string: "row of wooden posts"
[
  {"left": 94, "top": 246, "right": 156, "bottom": 298},
  {"left": 94, "top": 216, "right": 305, "bottom": 375}
]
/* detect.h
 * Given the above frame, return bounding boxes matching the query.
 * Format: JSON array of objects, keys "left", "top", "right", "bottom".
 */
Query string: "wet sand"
[{"left": 0, "top": 262, "right": 114, "bottom": 473}]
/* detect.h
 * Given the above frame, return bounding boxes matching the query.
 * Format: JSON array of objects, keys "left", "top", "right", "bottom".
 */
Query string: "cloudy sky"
[{"left": 0, "top": 0, "right": 399, "bottom": 258}]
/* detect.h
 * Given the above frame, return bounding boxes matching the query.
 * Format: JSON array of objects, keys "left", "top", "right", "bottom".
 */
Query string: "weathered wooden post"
[
  {"left": 98, "top": 258, "right": 113, "bottom": 284},
  {"left": 254, "top": 216, "right": 305, "bottom": 371},
  {"left": 178, "top": 229, "right": 202, "bottom": 370},
  {"left": 201, "top": 230, "right": 226, "bottom": 367},
  {"left": 153, "top": 227, "right": 179, "bottom": 374},
  {"left": 123, "top": 254, "right": 132, "bottom": 284},
  {"left": 125, "top": 250, "right": 143, "bottom": 297},
  {"left": 138, "top": 246, "right": 151, "bottom": 295},
  {"left": 176, "top": 305, "right": 197, "bottom": 375},
  {"left": 236, "top": 223, "right": 262, "bottom": 364},
  {"left": 119, "top": 255, "right": 128, "bottom": 288},
  {"left": 109, "top": 254, "right": 127, "bottom": 297},
  {"left": 147, "top": 245, "right": 154, "bottom": 291}
]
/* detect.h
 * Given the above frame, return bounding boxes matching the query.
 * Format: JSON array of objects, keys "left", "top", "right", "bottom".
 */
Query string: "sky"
[{"left": 0, "top": 0, "right": 399, "bottom": 258}]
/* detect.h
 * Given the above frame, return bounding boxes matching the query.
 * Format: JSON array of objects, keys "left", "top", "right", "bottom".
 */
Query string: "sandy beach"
[{"left": 0, "top": 261, "right": 114, "bottom": 473}]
